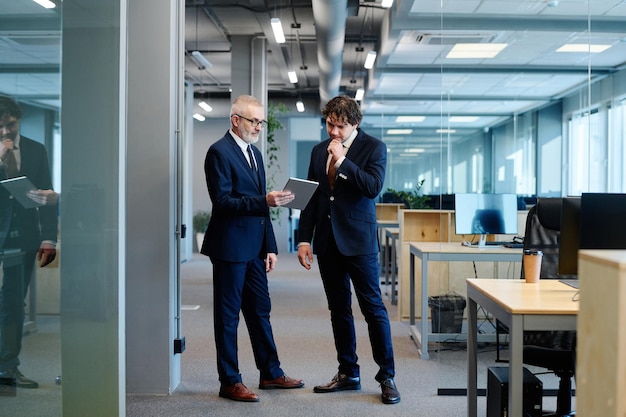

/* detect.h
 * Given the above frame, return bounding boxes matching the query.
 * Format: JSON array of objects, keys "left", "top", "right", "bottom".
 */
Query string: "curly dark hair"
[
  {"left": 321, "top": 95, "right": 362, "bottom": 126},
  {"left": 0, "top": 95, "right": 23, "bottom": 120}
]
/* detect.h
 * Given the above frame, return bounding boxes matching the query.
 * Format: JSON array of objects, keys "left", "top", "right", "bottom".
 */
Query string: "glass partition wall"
[
  {"left": 0, "top": 1, "right": 62, "bottom": 414},
  {"left": 358, "top": 0, "right": 626, "bottom": 394}
]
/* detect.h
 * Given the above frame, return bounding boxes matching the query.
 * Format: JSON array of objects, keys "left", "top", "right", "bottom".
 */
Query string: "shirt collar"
[
  {"left": 342, "top": 128, "right": 358, "bottom": 149},
  {"left": 229, "top": 129, "right": 249, "bottom": 152}
]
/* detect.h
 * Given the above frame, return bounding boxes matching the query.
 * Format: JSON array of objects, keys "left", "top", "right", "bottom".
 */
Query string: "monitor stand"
[{"left": 476, "top": 234, "right": 503, "bottom": 249}]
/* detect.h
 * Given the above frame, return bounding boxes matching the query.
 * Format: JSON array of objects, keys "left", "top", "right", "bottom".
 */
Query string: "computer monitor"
[
  {"left": 580, "top": 193, "right": 626, "bottom": 250},
  {"left": 454, "top": 193, "right": 518, "bottom": 247},
  {"left": 557, "top": 197, "right": 581, "bottom": 277}
]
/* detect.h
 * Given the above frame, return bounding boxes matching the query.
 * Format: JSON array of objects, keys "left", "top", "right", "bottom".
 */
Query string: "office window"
[
  {"left": 567, "top": 108, "right": 607, "bottom": 195},
  {"left": 608, "top": 102, "right": 626, "bottom": 192}
]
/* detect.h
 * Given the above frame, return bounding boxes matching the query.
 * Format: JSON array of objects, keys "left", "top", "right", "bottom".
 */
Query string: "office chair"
[{"left": 498, "top": 198, "right": 577, "bottom": 416}]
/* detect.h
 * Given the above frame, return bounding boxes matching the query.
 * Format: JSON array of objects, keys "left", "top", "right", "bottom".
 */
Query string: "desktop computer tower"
[{"left": 487, "top": 366, "right": 542, "bottom": 417}]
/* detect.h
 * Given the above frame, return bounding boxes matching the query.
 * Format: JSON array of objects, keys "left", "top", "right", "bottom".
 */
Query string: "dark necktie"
[
  {"left": 246, "top": 145, "right": 257, "bottom": 171},
  {"left": 328, "top": 156, "right": 338, "bottom": 190},
  {"left": 4, "top": 150, "right": 18, "bottom": 178}
]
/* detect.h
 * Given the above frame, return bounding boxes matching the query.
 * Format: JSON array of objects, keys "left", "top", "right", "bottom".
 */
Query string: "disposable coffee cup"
[{"left": 523, "top": 250, "right": 543, "bottom": 283}]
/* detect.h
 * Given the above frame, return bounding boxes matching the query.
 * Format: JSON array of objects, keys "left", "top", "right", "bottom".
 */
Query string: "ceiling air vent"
[{"left": 416, "top": 34, "right": 494, "bottom": 45}]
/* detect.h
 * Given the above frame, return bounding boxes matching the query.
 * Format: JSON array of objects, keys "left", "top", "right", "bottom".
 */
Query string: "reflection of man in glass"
[
  {"left": 471, "top": 209, "right": 504, "bottom": 234},
  {"left": 0, "top": 95, "right": 58, "bottom": 388}
]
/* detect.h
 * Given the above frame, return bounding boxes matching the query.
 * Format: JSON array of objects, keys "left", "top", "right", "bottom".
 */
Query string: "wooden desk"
[
  {"left": 466, "top": 279, "right": 579, "bottom": 417},
  {"left": 577, "top": 250, "right": 626, "bottom": 417},
  {"left": 384, "top": 227, "right": 399, "bottom": 304},
  {"left": 409, "top": 242, "right": 522, "bottom": 359}
]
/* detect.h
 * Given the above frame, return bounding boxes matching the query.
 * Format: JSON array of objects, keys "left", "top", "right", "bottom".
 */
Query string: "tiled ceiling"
[{"left": 2, "top": 0, "right": 626, "bottom": 154}]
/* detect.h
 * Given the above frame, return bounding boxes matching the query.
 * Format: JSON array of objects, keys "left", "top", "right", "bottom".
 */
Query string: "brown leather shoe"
[
  {"left": 380, "top": 378, "right": 401, "bottom": 404},
  {"left": 219, "top": 382, "right": 259, "bottom": 402},
  {"left": 259, "top": 374, "right": 305, "bottom": 390}
]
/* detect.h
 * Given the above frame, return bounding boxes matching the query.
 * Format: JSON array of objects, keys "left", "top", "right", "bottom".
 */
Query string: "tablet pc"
[
  {"left": 282, "top": 177, "right": 319, "bottom": 210},
  {"left": 0, "top": 176, "right": 42, "bottom": 209}
]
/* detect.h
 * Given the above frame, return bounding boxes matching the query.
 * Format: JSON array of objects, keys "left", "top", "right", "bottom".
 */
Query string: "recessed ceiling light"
[
  {"left": 446, "top": 43, "right": 508, "bottom": 59},
  {"left": 396, "top": 116, "right": 425, "bottom": 123},
  {"left": 449, "top": 116, "right": 478, "bottom": 122},
  {"left": 387, "top": 129, "right": 413, "bottom": 135},
  {"left": 557, "top": 44, "right": 611, "bottom": 53},
  {"left": 436, "top": 128, "right": 456, "bottom": 134}
]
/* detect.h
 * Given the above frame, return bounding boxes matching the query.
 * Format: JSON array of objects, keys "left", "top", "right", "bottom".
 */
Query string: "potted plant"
[
  {"left": 266, "top": 102, "right": 288, "bottom": 223},
  {"left": 385, "top": 179, "right": 430, "bottom": 209},
  {"left": 192, "top": 210, "right": 211, "bottom": 252}
]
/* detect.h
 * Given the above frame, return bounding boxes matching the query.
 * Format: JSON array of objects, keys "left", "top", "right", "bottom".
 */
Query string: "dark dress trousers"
[
  {"left": 200, "top": 131, "right": 283, "bottom": 385},
  {"left": 0, "top": 136, "right": 57, "bottom": 372},
  {"left": 298, "top": 128, "right": 395, "bottom": 382}
]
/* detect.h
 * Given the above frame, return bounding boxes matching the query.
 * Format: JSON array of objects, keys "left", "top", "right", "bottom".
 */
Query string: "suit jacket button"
[{"left": 330, "top": 196, "right": 334, "bottom": 201}]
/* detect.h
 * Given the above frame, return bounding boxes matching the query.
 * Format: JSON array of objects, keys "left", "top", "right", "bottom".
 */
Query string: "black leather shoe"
[
  {"left": 313, "top": 373, "right": 360, "bottom": 393},
  {"left": 380, "top": 378, "right": 400, "bottom": 404}
]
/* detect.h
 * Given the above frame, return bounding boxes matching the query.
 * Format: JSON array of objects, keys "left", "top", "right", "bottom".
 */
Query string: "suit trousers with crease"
[
  {"left": 211, "top": 255, "right": 283, "bottom": 385},
  {"left": 317, "top": 231, "right": 395, "bottom": 383}
]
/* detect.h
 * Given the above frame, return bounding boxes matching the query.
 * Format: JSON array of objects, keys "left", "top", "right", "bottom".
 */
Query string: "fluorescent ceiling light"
[
  {"left": 399, "top": 153, "right": 420, "bottom": 157},
  {"left": 199, "top": 101, "right": 213, "bottom": 112},
  {"left": 33, "top": 0, "right": 55, "bottom": 8},
  {"left": 449, "top": 116, "right": 478, "bottom": 122},
  {"left": 446, "top": 43, "right": 508, "bottom": 59},
  {"left": 193, "top": 113, "right": 206, "bottom": 121},
  {"left": 387, "top": 129, "right": 413, "bottom": 135},
  {"left": 405, "top": 148, "right": 425, "bottom": 153},
  {"left": 381, "top": 0, "right": 394, "bottom": 8},
  {"left": 287, "top": 70, "right": 298, "bottom": 84},
  {"left": 191, "top": 51, "right": 213, "bottom": 69},
  {"left": 364, "top": 51, "right": 377, "bottom": 69},
  {"left": 436, "top": 128, "right": 456, "bottom": 134},
  {"left": 355, "top": 88, "right": 365, "bottom": 101},
  {"left": 557, "top": 44, "right": 611, "bottom": 53},
  {"left": 270, "top": 18, "right": 286, "bottom": 44},
  {"left": 396, "top": 116, "right": 425, "bottom": 123},
  {"left": 296, "top": 101, "right": 305, "bottom": 112}
]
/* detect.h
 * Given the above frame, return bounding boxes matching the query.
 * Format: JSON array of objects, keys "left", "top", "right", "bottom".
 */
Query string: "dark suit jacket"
[
  {"left": 200, "top": 131, "right": 277, "bottom": 262},
  {"left": 298, "top": 128, "right": 386, "bottom": 257},
  {"left": 0, "top": 136, "right": 57, "bottom": 250}
]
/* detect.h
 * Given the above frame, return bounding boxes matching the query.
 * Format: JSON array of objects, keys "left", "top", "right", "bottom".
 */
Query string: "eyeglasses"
[{"left": 234, "top": 114, "right": 268, "bottom": 128}]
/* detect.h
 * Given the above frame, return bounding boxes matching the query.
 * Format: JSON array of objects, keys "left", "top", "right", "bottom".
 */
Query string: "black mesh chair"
[{"left": 498, "top": 198, "right": 577, "bottom": 416}]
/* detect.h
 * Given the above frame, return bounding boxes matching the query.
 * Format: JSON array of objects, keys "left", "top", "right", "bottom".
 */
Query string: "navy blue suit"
[
  {"left": 298, "top": 128, "right": 395, "bottom": 382},
  {"left": 1, "top": 136, "right": 57, "bottom": 372},
  {"left": 201, "top": 131, "right": 283, "bottom": 385}
]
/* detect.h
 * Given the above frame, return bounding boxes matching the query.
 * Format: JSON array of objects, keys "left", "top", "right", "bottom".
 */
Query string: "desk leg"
[
  {"left": 420, "top": 253, "right": 429, "bottom": 359},
  {"left": 467, "top": 296, "right": 478, "bottom": 417},
  {"left": 384, "top": 233, "right": 391, "bottom": 286},
  {"left": 409, "top": 253, "right": 415, "bottom": 327},
  {"left": 509, "top": 315, "right": 524, "bottom": 417},
  {"left": 390, "top": 237, "right": 397, "bottom": 305}
]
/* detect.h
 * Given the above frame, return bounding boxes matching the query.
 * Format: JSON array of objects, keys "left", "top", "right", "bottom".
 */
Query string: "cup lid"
[{"left": 524, "top": 249, "right": 543, "bottom": 255}]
